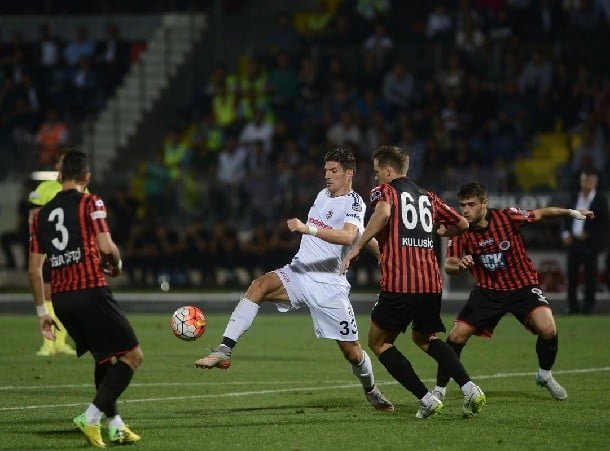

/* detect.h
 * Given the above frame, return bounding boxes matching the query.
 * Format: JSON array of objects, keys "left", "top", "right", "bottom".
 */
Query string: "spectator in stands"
[
  {"left": 163, "top": 129, "right": 191, "bottom": 181},
  {"left": 63, "top": 26, "right": 95, "bottom": 67},
  {"left": 72, "top": 58, "right": 101, "bottom": 116},
  {"left": 426, "top": 4, "right": 453, "bottom": 39},
  {"left": 107, "top": 186, "right": 140, "bottom": 246},
  {"left": 268, "top": 52, "right": 298, "bottom": 109},
  {"left": 35, "top": 23, "right": 61, "bottom": 76},
  {"left": 267, "top": 12, "right": 302, "bottom": 56},
  {"left": 519, "top": 51, "right": 553, "bottom": 97},
  {"left": 209, "top": 222, "right": 243, "bottom": 286},
  {"left": 382, "top": 61, "right": 415, "bottom": 112},
  {"left": 326, "top": 111, "right": 362, "bottom": 147},
  {"left": 144, "top": 150, "right": 171, "bottom": 215},
  {"left": 35, "top": 109, "right": 68, "bottom": 167},
  {"left": 356, "top": 0, "right": 391, "bottom": 23},
  {"left": 214, "top": 135, "right": 248, "bottom": 219},
  {"left": 97, "top": 23, "right": 129, "bottom": 91},
  {"left": 363, "top": 23, "right": 394, "bottom": 73},
  {"left": 239, "top": 109, "right": 274, "bottom": 153},
  {"left": 212, "top": 81, "right": 237, "bottom": 130},
  {"left": 571, "top": 125, "right": 607, "bottom": 174}
]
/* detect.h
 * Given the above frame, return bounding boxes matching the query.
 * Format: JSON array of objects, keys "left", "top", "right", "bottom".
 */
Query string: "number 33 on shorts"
[{"left": 339, "top": 306, "right": 357, "bottom": 336}]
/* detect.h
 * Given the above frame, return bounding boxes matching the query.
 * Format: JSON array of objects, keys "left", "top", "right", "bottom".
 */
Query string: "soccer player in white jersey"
[{"left": 196, "top": 148, "right": 394, "bottom": 412}]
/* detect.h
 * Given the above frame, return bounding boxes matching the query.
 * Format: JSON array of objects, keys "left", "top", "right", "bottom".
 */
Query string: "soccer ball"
[{"left": 171, "top": 306, "right": 207, "bottom": 341}]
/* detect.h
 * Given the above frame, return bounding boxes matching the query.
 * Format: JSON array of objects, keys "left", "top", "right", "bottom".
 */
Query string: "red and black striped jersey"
[
  {"left": 371, "top": 177, "right": 463, "bottom": 293},
  {"left": 30, "top": 189, "right": 109, "bottom": 293},
  {"left": 446, "top": 208, "right": 539, "bottom": 290}
]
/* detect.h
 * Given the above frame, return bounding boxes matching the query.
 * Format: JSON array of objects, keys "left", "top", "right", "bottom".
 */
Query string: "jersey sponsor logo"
[
  {"left": 326, "top": 210, "right": 333, "bottom": 219},
  {"left": 307, "top": 217, "right": 332, "bottom": 229},
  {"left": 499, "top": 240, "right": 511, "bottom": 250},
  {"left": 402, "top": 237, "right": 434, "bottom": 248},
  {"left": 49, "top": 247, "right": 82, "bottom": 268},
  {"left": 95, "top": 199, "right": 105, "bottom": 207},
  {"left": 346, "top": 213, "right": 360, "bottom": 219},
  {"left": 479, "top": 252, "right": 506, "bottom": 271},
  {"left": 90, "top": 210, "right": 107, "bottom": 220},
  {"left": 478, "top": 238, "right": 494, "bottom": 247},
  {"left": 351, "top": 201, "right": 362, "bottom": 212}
]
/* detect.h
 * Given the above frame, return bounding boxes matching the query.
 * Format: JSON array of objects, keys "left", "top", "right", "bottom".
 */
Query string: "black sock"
[
  {"left": 221, "top": 337, "right": 236, "bottom": 349},
  {"left": 93, "top": 361, "right": 134, "bottom": 417},
  {"left": 94, "top": 363, "right": 117, "bottom": 417},
  {"left": 378, "top": 346, "right": 428, "bottom": 400},
  {"left": 427, "top": 339, "right": 470, "bottom": 387},
  {"left": 435, "top": 339, "right": 466, "bottom": 387},
  {"left": 536, "top": 334, "right": 558, "bottom": 370}
]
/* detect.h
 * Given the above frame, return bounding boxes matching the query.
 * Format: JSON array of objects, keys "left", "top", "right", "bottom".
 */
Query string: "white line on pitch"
[{"left": 0, "top": 366, "right": 608, "bottom": 412}]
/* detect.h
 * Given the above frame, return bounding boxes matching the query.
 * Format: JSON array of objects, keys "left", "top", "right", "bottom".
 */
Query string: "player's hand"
[
  {"left": 286, "top": 218, "right": 307, "bottom": 234},
  {"left": 103, "top": 259, "right": 123, "bottom": 277},
  {"left": 458, "top": 255, "right": 475, "bottom": 270},
  {"left": 340, "top": 248, "right": 361, "bottom": 274},
  {"left": 39, "top": 314, "right": 57, "bottom": 341},
  {"left": 578, "top": 209, "right": 594, "bottom": 220}
]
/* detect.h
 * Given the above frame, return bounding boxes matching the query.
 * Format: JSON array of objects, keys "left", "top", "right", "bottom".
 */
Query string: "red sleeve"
[
  {"left": 503, "top": 207, "right": 536, "bottom": 226},
  {"left": 370, "top": 184, "right": 393, "bottom": 209},
  {"left": 446, "top": 235, "right": 463, "bottom": 259},
  {"left": 29, "top": 210, "right": 43, "bottom": 254},
  {"left": 86, "top": 195, "right": 110, "bottom": 235},
  {"left": 429, "top": 191, "right": 462, "bottom": 226}
]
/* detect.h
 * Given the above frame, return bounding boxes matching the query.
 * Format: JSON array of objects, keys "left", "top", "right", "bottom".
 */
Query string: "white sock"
[
  {"left": 351, "top": 350, "right": 375, "bottom": 391},
  {"left": 85, "top": 403, "right": 103, "bottom": 425},
  {"left": 222, "top": 298, "right": 260, "bottom": 343},
  {"left": 420, "top": 391, "right": 434, "bottom": 404},
  {"left": 460, "top": 380, "right": 476, "bottom": 396},
  {"left": 433, "top": 385, "right": 447, "bottom": 397},
  {"left": 537, "top": 368, "right": 552, "bottom": 381},
  {"left": 108, "top": 415, "right": 125, "bottom": 429}
]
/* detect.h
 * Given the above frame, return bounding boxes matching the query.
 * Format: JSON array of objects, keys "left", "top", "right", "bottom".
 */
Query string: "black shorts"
[
  {"left": 43, "top": 261, "right": 51, "bottom": 284},
  {"left": 457, "top": 285, "right": 552, "bottom": 337},
  {"left": 371, "top": 291, "right": 446, "bottom": 335},
  {"left": 52, "top": 286, "right": 139, "bottom": 363}
]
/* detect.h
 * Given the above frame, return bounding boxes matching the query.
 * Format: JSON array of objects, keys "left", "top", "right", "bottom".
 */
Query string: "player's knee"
[
  {"left": 342, "top": 345, "right": 362, "bottom": 364},
  {"left": 245, "top": 277, "right": 267, "bottom": 301},
  {"left": 536, "top": 323, "right": 557, "bottom": 340},
  {"left": 122, "top": 347, "right": 143, "bottom": 370}
]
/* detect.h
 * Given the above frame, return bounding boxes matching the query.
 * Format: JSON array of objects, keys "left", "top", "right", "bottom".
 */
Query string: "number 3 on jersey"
[
  {"left": 49, "top": 207, "right": 69, "bottom": 251},
  {"left": 400, "top": 193, "right": 432, "bottom": 232}
]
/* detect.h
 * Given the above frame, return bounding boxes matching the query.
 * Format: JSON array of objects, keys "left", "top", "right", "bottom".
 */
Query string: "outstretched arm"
[{"left": 532, "top": 207, "right": 594, "bottom": 222}]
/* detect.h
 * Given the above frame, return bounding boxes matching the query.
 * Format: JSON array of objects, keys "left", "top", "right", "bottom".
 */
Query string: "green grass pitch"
[{"left": 0, "top": 312, "right": 609, "bottom": 450}]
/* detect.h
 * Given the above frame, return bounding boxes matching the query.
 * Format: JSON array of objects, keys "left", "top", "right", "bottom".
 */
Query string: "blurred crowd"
[
  {"left": 111, "top": 0, "right": 610, "bottom": 286},
  {"left": 0, "top": 23, "right": 135, "bottom": 175},
  {"left": 3, "top": 0, "right": 610, "bottom": 287}
]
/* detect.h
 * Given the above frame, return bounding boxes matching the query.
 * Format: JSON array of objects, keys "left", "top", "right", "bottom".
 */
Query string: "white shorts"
[{"left": 273, "top": 263, "right": 359, "bottom": 341}]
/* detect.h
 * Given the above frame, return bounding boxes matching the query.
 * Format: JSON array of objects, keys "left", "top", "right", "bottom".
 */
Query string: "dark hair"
[
  {"left": 372, "top": 145, "right": 409, "bottom": 174},
  {"left": 60, "top": 150, "right": 90, "bottom": 182},
  {"left": 324, "top": 147, "right": 356, "bottom": 171},
  {"left": 457, "top": 182, "right": 487, "bottom": 201}
]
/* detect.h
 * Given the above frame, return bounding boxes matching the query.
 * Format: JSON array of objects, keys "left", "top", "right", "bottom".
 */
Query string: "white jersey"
[{"left": 292, "top": 189, "right": 365, "bottom": 285}]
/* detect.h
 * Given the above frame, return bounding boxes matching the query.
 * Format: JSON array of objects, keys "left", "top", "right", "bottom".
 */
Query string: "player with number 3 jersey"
[
  {"left": 433, "top": 182, "right": 595, "bottom": 403},
  {"left": 342, "top": 145, "right": 486, "bottom": 419}
]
